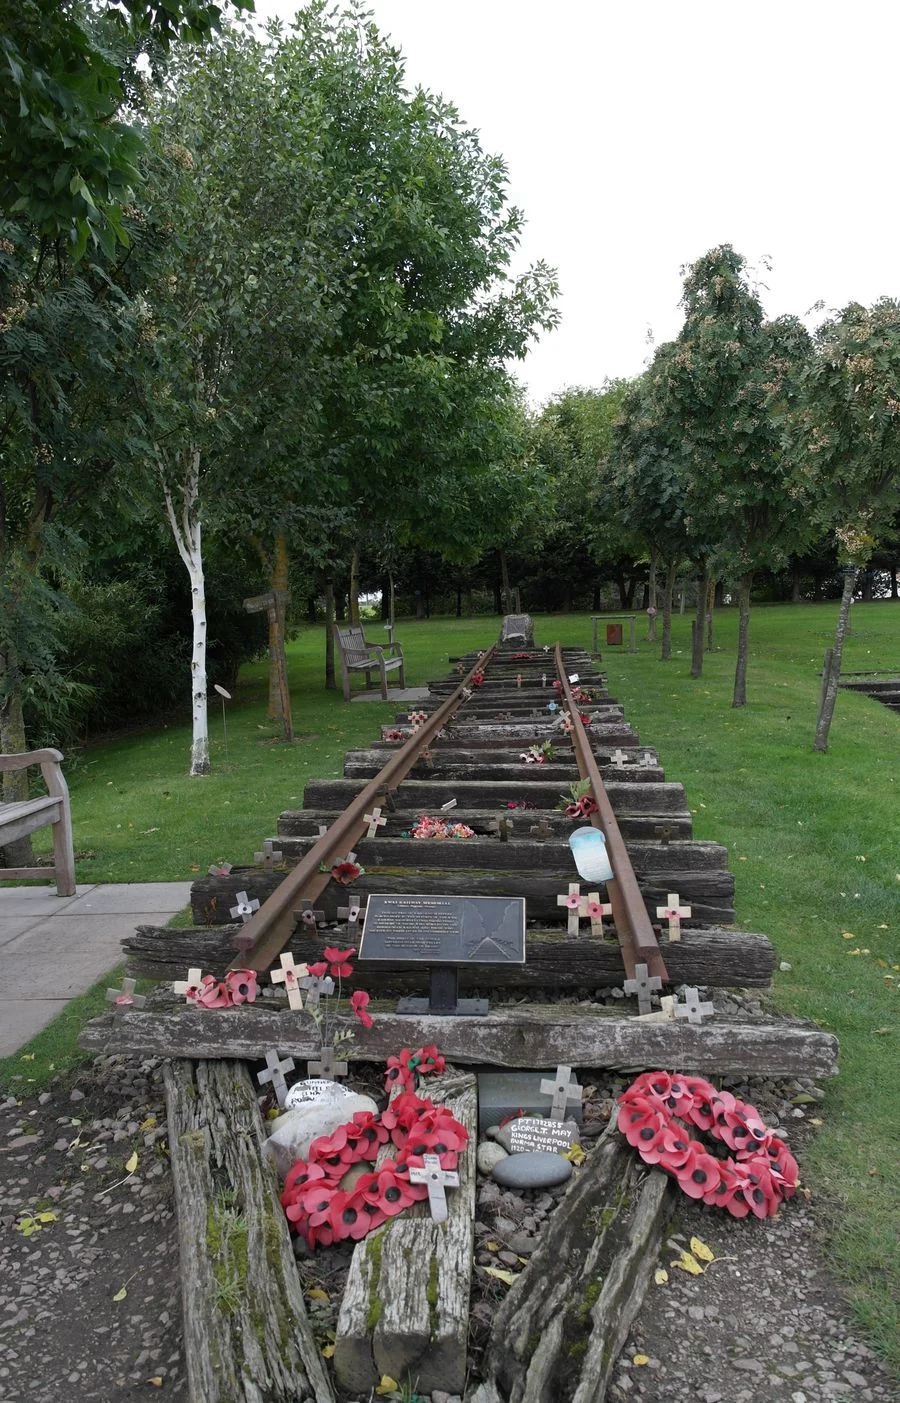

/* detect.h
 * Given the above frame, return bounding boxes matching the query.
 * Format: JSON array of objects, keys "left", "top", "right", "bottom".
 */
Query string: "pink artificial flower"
[
  {"left": 323, "top": 946, "right": 356, "bottom": 978},
  {"left": 196, "top": 975, "right": 230, "bottom": 1008},
  {"left": 225, "top": 969, "right": 257, "bottom": 1005},
  {"left": 307, "top": 961, "right": 328, "bottom": 978}
]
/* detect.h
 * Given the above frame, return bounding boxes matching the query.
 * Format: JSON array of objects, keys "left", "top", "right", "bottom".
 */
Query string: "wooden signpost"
[{"left": 244, "top": 588, "right": 293, "bottom": 742}]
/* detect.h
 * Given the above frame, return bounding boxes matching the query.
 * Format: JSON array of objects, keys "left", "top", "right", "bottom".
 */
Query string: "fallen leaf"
[
  {"left": 147, "top": 1379, "right": 163, "bottom": 1388},
  {"left": 670, "top": 1250, "right": 704, "bottom": 1276},
  {"left": 321, "top": 1344, "right": 335, "bottom": 1359},
  {"left": 483, "top": 1266, "right": 519, "bottom": 1286},
  {"left": 20, "top": 1054, "right": 35, "bottom": 1062},
  {"left": 125, "top": 1151, "right": 139, "bottom": 1174},
  {"left": 139, "top": 1116, "right": 157, "bottom": 1132},
  {"left": 35, "top": 1211, "right": 56, "bottom": 1224},
  {"left": 654, "top": 1268, "right": 669, "bottom": 1285},
  {"left": 690, "top": 1236, "right": 715, "bottom": 1263},
  {"left": 375, "top": 1376, "right": 400, "bottom": 1395},
  {"left": 633, "top": 1353, "right": 650, "bottom": 1366},
  {"left": 112, "top": 1286, "right": 127, "bottom": 1301},
  {"left": 484, "top": 1240, "right": 500, "bottom": 1252},
  {"left": 562, "top": 1143, "right": 586, "bottom": 1165},
  {"left": 306, "top": 1288, "right": 329, "bottom": 1302}
]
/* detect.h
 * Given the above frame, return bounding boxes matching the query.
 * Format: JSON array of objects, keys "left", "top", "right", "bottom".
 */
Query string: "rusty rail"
[
  {"left": 554, "top": 643, "right": 668, "bottom": 983},
  {"left": 231, "top": 647, "right": 497, "bottom": 973}
]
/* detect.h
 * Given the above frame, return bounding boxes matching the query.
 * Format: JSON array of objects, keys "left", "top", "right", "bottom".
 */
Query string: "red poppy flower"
[
  {"left": 346, "top": 1111, "right": 390, "bottom": 1155},
  {"left": 295, "top": 1182, "right": 336, "bottom": 1227},
  {"left": 676, "top": 1150, "right": 723, "bottom": 1199},
  {"left": 305, "top": 961, "right": 328, "bottom": 979},
  {"left": 765, "top": 1137, "right": 799, "bottom": 1195},
  {"left": 350, "top": 989, "right": 373, "bottom": 1029},
  {"left": 197, "top": 976, "right": 230, "bottom": 1008},
  {"left": 331, "top": 861, "right": 362, "bottom": 885},
  {"left": 736, "top": 1161, "right": 782, "bottom": 1218},
  {"left": 323, "top": 945, "right": 356, "bottom": 978},
  {"left": 282, "top": 1158, "right": 324, "bottom": 1198},
  {"left": 365, "top": 1164, "right": 428, "bottom": 1216},
  {"left": 702, "top": 1160, "right": 749, "bottom": 1215},
  {"left": 306, "top": 1221, "right": 335, "bottom": 1249},
  {"left": 413, "top": 1045, "right": 446, "bottom": 1076},
  {"left": 718, "top": 1104, "right": 769, "bottom": 1154},
  {"left": 224, "top": 969, "right": 257, "bottom": 1005},
  {"left": 384, "top": 1050, "right": 415, "bottom": 1094},
  {"left": 309, "top": 1123, "right": 355, "bottom": 1171},
  {"left": 620, "top": 1097, "right": 666, "bottom": 1154},
  {"left": 657, "top": 1128, "right": 698, "bottom": 1172}
]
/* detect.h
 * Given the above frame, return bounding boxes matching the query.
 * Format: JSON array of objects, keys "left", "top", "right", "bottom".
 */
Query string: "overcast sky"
[{"left": 256, "top": 0, "right": 900, "bottom": 406}]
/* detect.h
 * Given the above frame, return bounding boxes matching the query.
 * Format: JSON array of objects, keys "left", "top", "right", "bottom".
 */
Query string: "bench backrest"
[{"left": 334, "top": 624, "right": 374, "bottom": 666}]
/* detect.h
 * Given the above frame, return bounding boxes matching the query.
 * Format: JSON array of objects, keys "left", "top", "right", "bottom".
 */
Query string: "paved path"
[{"left": 0, "top": 882, "right": 191, "bottom": 1057}]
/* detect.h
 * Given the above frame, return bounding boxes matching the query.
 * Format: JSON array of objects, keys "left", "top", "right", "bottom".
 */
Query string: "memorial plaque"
[
  {"left": 509, "top": 1117, "right": 578, "bottom": 1154},
  {"left": 359, "top": 894, "right": 526, "bottom": 967}
]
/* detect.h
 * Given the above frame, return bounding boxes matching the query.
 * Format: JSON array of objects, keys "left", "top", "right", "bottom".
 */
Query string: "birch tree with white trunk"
[{"left": 160, "top": 449, "right": 209, "bottom": 774}]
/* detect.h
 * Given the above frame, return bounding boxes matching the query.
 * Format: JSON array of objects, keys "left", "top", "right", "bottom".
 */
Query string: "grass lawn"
[{"left": 2, "top": 600, "right": 898, "bottom": 1366}]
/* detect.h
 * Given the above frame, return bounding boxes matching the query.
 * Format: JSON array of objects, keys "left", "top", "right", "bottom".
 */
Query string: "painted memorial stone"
[
  {"left": 359, "top": 893, "right": 525, "bottom": 966},
  {"left": 508, "top": 1117, "right": 578, "bottom": 1154},
  {"left": 492, "top": 1152, "right": 573, "bottom": 1190},
  {"left": 285, "top": 1078, "right": 356, "bottom": 1109}
]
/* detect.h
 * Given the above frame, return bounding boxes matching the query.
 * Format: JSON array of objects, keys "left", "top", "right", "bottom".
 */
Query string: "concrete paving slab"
[
  {"left": 0, "top": 884, "right": 95, "bottom": 916},
  {"left": 0, "top": 915, "right": 45, "bottom": 949},
  {"left": 3, "top": 912, "right": 177, "bottom": 958},
  {"left": 0, "top": 999, "right": 70, "bottom": 1057},
  {"left": 64, "top": 882, "right": 192, "bottom": 915},
  {"left": 4, "top": 943, "right": 128, "bottom": 999}
]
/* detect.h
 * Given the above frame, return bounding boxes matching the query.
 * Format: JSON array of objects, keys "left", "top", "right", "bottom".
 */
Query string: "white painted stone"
[
  {"left": 264, "top": 1094, "right": 378, "bottom": 1179},
  {"left": 284, "top": 1077, "right": 355, "bottom": 1109}
]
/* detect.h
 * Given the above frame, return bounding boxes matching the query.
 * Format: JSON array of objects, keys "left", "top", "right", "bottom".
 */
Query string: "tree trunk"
[
  {"left": 732, "top": 571, "right": 753, "bottom": 707},
  {"left": 306, "top": 594, "right": 317, "bottom": 624},
  {"left": 706, "top": 577, "right": 715, "bottom": 651},
  {"left": 814, "top": 566, "right": 859, "bottom": 752},
  {"left": 349, "top": 550, "right": 361, "bottom": 625},
  {"left": 455, "top": 587, "right": 462, "bottom": 618},
  {"left": 492, "top": 580, "right": 502, "bottom": 615},
  {"left": 791, "top": 562, "right": 803, "bottom": 603},
  {"left": 889, "top": 564, "right": 897, "bottom": 599},
  {"left": 499, "top": 549, "right": 511, "bottom": 614},
  {"left": 661, "top": 559, "right": 677, "bottom": 661},
  {"left": 466, "top": 588, "right": 474, "bottom": 617},
  {"left": 861, "top": 570, "right": 874, "bottom": 601},
  {"left": 415, "top": 589, "right": 426, "bottom": 621},
  {"left": 0, "top": 649, "right": 34, "bottom": 867},
  {"left": 324, "top": 580, "right": 335, "bottom": 690},
  {"left": 647, "top": 553, "right": 658, "bottom": 641},
  {"left": 163, "top": 452, "right": 209, "bottom": 776},
  {"left": 691, "top": 566, "right": 708, "bottom": 678},
  {"left": 267, "top": 533, "right": 293, "bottom": 741}
]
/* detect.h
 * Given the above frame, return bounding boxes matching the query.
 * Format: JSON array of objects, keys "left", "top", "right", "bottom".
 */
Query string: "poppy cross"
[
  {"left": 557, "top": 882, "right": 586, "bottom": 936},
  {"left": 229, "top": 891, "right": 260, "bottom": 923},
  {"left": 270, "top": 952, "right": 309, "bottom": 1011},
  {"left": 623, "top": 962, "right": 663, "bottom": 1016},
  {"left": 364, "top": 807, "right": 387, "bottom": 839},
  {"left": 674, "top": 987, "right": 715, "bottom": 1026},
  {"left": 308, "top": 1047, "right": 348, "bottom": 1081},
  {"left": 540, "top": 1064, "right": 583, "bottom": 1121},
  {"left": 656, "top": 892, "right": 691, "bottom": 943},
  {"left": 584, "top": 891, "right": 613, "bottom": 937},
  {"left": 408, "top": 1153, "right": 460, "bottom": 1222},
  {"left": 609, "top": 749, "right": 630, "bottom": 768},
  {"left": 106, "top": 976, "right": 146, "bottom": 1011},
  {"left": 173, "top": 967, "right": 204, "bottom": 1002},
  {"left": 257, "top": 1048, "right": 295, "bottom": 1107},
  {"left": 254, "top": 840, "right": 283, "bottom": 868}
]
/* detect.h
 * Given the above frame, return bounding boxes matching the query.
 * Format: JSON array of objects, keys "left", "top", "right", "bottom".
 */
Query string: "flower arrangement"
[
  {"left": 177, "top": 969, "right": 258, "bottom": 1007},
  {"left": 618, "top": 1071, "right": 798, "bottom": 1219},
  {"left": 281, "top": 1048, "right": 464, "bottom": 1248},
  {"left": 410, "top": 814, "right": 475, "bottom": 840},
  {"left": 383, "top": 728, "right": 405, "bottom": 741},
  {"left": 470, "top": 670, "right": 485, "bottom": 687},
  {"left": 557, "top": 778, "right": 599, "bottom": 820},
  {"left": 331, "top": 859, "right": 364, "bottom": 885},
  {"left": 303, "top": 945, "right": 373, "bottom": 1062},
  {"left": 521, "top": 740, "right": 555, "bottom": 764}
]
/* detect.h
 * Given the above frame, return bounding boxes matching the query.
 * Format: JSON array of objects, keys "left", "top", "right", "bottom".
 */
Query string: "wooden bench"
[
  {"left": 334, "top": 625, "right": 405, "bottom": 702},
  {"left": 0, "top": 749, "right": 76, "bottom": 896}
]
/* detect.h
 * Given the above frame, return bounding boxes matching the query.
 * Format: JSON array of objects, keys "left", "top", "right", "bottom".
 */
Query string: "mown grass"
[{"left": 3, "top": 600, "right": 898, "bottom": 1365}]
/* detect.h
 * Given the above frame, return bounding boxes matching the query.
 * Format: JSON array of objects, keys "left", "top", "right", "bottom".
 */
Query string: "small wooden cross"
[
  {"left": 493, "top": 816, "right": 512, "bottom": 843},
  {"left": 257, "top": 1048, "right": 295, "bottom": 1107},
  {"left": 634, "top": 994, "right": 678, "bottom": 1024},
  {"left": 173, "top": 967, "right": 204, "bottom": 1002},
  {"left": 656, "top": 892, "right": 691, "bottom": 943},
  {"left": 408, "top": 1153, "right": 460, "bottom": 1223},
  {"left": 229, "top": 891, "right": 260, "bottom": 922},
  {"left": 364, "top": 807, "right": 387, "bottom": 839},
  {"left": 254, "top": 840, "right": 283, "bottom": 868},
  {"left": 296, "top": 899, "right": 326, "bottom": 928},
  {"left": 298, "top": 971, "right": 334, "bottom": 1008},
  {"left": 540, "top": 1064, "right": 583, "bottom": 1121},
  {"left": 106, "top": 976, "right": 146, "bottom": 1010},
  {"left": 316, "top": 823, "right": 329, "bottom": 838},
  {"left": 530, "top": 820, "right": 553, "bottom": 842},
  {"left": 609, "top": 749, "right": 629, "bottom": 769},
  {"left": 623, "top": 962, "right": 663, "bottom": 1016},
  {"left": 584, "top": 891, "right": 612, "bottom": 937},
  {"left": 307, "top": 1047, "right": 348, "bottom": 1081},
  {"left": 337, "top": 899, "right": 363, "bottom": 935},
  {"left": 270, "top": 952, "right": 309, "bottom": 1011},
  {"left": 674, "top": 987, "right": 715, "bottom": 1025},
  {"left": 557, "top": 882, "right": 586, "bottom": 936},
  {"left": 208, "top": 861, "right": 233, "bottom": 877},
  {"left": 516, "top": 673, "right": 523, "bottom": 688},
  {"left": 640, "top": 751, "right": 655, "bottom": 767}
]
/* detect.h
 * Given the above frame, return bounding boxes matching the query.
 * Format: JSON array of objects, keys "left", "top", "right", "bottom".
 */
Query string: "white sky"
[{"left": 255, "top": 0, "right": 900, "bottom": 406}]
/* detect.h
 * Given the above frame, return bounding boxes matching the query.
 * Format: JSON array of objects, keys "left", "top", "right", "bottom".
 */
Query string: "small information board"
[{"left": 359, "top": 894, "right": 526, "bottom": 967}]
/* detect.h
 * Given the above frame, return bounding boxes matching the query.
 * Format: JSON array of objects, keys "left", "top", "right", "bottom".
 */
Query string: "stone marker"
[{"left": 492, "top": 1152, "right": 573, "bottom": 1190}]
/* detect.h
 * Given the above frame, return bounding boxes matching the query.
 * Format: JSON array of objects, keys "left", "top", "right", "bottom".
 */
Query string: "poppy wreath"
[
  {"left": 617, "top": 1071, "right": 799, "bottom": 1219},
  {"left": 280, "top": 1087, "right": 468, "bottom": 1248},
  {"left": 470, "top": 670, "right": 485, "bottom": 687}
]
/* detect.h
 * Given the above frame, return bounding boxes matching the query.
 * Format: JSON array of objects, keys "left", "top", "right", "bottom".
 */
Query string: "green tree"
[{"left": 795, "top": 299, "right": 900, "bottom": 749}]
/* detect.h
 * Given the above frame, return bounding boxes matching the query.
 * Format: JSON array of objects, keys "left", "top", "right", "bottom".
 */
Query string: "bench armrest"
[
  {"left": 383, "top": 641, "right": 404, "bottom": 659},
  {"left": 0, "top": 748, "right": 69, "bottom": 800}
]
